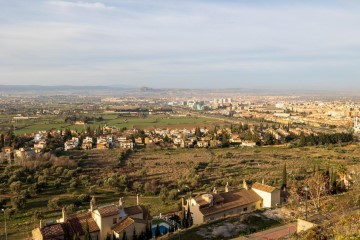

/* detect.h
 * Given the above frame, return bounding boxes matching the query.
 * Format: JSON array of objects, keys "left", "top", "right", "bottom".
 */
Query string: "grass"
[
  {"left": 12, "top": 114, "right": 222, "bottom": 135},
  {"left": 1, "top": 144, "right": 359, "bottom": 239}
]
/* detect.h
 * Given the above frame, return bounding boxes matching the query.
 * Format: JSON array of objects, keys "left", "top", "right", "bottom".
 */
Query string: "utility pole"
[
  {"left": 1, "top": 209, "right": 7, "bottom": 240},
  {"left": 304, "top": 186, "right": 309, "bottom": 220}
]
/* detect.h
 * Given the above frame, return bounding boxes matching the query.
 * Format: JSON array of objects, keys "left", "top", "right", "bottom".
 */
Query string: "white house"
[{"left": 252, "top": 182, "right": 281, "bottom": 208}]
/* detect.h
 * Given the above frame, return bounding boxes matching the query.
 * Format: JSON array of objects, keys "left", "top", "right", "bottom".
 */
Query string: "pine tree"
[
  {"left": 281, "top": 163, "right": 287, "bottom": 189},
  {"left": 122, "top": 231, "right": 128, "bottom": 240},
  {"left": 155, "top": 224, "right": 161, "bottom": 237},
  {"left": 145, "top": 222, "right": 152, "bottom": 239},
  {"left": 112, "top": 232, "right": 117, "bottom": 240},
  {"left": 84, "top": 220, "right": 91, "bottom": 240},
  {"left": 132, "top": 227, "right": 137, "bottom": 240},
  {"left": 186, "top": 203, "right": 193, "bottom": 227}
]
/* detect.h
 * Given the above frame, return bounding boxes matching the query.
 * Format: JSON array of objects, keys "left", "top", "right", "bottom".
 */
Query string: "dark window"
[
  {"left": 113, "top": 218, "right": 117, "bottom": 224},
  {"left": 243, "top": 207, "right": 248, "bottom": 212}
]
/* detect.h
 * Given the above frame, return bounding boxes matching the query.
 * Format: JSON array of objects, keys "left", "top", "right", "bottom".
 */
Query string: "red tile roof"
[
  {"left": 40, "top": 223, "right": 65, "bottom": 239},
  {"left": 112, "top": 217, "right": 134, "bottom": 234},
  {"left": 67, "top": 212, "right": 100, "bottom": 236},
  {"left": 97, "top": 204, "right": 120, "bottom": 217},
  {"left": 252, "top": 182, "right": 278, "bottom": 193},
  {"left": 198, "top": 189, "right": 262, "bottom": 216}
]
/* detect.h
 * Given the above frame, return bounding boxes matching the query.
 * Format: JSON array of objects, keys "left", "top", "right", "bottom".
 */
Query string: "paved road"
[{"left": 234, "top": 223, "right": 297, "bottom": 240}]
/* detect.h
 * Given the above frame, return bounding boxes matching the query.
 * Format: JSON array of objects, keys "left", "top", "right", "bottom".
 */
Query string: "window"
[
  {"left": 243, "top": 207, "right": 247, "bottom": 212},
  {"left": 251, "top": 205, "right": 256, "bottom": 210},
  {"left": 113, "top": 218, "right": 117, "bottom": 224}
]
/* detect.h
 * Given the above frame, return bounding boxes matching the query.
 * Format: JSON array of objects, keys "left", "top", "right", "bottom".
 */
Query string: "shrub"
[{"left": 48, "top": 197, "right": 60, "bottom": 210}]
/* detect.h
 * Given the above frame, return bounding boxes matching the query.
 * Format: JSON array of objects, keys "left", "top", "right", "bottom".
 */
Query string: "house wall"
[
  {"left": 93, "top": 211, "right": 119, "bottom": 240},
  {"left": 100, "top": 215, "right": 119, "bottom": 239},
  {"left": 203, "top": 201, "right": 261, "bottom": 223},
  {"left": 297, "top": 219, "right": 317, "bottom": 233},
  {"left": 252, "top": 189, "right": 273, "bottom": 208},
  {"left": 271, "top": 189, "right": 281, "bottom": 207},
  {"left": 187, "top": 204, "right": 203, "bottom": 225},
  {"left": 188, "top": 200, "right": 261, "bottom": 225},
  {"left": 128, "top": 212, "right": 143, "bottom": 219},
  {"left": 114, "top": 222, "right": 146, "bottom": 240}
]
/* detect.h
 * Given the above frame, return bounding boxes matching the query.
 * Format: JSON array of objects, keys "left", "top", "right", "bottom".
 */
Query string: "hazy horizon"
[{"left": 1, "top": 0, "right": 360, "bottom": 91}]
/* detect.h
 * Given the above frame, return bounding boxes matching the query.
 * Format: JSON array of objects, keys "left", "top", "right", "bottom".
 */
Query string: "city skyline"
[{"left": 1, "top": 0, "right": 360, "bottom": 90}]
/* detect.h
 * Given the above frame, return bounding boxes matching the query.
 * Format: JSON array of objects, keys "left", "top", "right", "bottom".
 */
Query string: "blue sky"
[{"left": 0, "top": 0, "right": 360, "bottom": 90}]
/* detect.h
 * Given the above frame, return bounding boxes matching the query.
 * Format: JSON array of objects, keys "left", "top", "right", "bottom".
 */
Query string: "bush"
[
  {"left": 78, "top": 194, "right": 91, "bottom": 202},
  {"left": 11, "top": 195, "right": 26, "bottom": 210},
  {"left": 168, "top": 189, "right": 178, "bottom": 200},
  {"left": 89, "top": 185, "right": 96, "bottom": 195},
  {"left": 48, "top": 197, "right": 60, "bottom": 210},
  {"left": 66, "top": 204, "right": 77, "bottom": 214},
  {"left": 54, "top": 179, "right": 62, "bottom": 188},
  {"left": 10, "top": 181, "right": 22, "bottom": 194}
]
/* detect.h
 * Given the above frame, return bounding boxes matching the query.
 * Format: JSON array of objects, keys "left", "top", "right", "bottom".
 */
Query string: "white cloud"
[{"left": 47, "top": 0, "right": 114, "bottom": 10}]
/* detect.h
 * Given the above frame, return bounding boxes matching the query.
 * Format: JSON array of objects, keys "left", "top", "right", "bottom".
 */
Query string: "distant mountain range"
[
  {"left": 0, "top": 85, "right": 129, "bottom": 92},
  {"left": 0, "top": 85, "right": 358, "bottom": 98}
]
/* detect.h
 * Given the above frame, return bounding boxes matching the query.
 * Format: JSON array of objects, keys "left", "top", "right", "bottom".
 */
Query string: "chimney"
[
  {"left": 181, "top": 197, "right": 185, "bottom": 207},
  {"left": 136, "top": 194, "right": 139, "bottom": 205},
  {"left": 119, "top": 197, "right": 124, "bottom": 208},
  {"left": 225, "top": 182, "right": 229, "bottom": 192},
  {"left": 262, "top": 178, "right": 265, "bottom": 185},
  {"left": 243, "top": 179, "right": 248, "bottom": 190},
  {"left": 90, "top": 196, "right": 96, "bottom": 212},
  {"left": 61, "top": 207, "right": 67, "bottom": 223}
]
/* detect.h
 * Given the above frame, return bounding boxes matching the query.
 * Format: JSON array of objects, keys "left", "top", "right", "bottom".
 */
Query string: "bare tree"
[{"left": 305, "top": 172, "right": 327, "bottom": 211}]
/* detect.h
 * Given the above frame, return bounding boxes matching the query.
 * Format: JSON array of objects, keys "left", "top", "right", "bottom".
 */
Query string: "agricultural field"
[
  {"left": 1, "top": 144, "right": 359, "bottom": 239},
  {"left": 7, "top": 114, "right": 222, "bottom": 135}
]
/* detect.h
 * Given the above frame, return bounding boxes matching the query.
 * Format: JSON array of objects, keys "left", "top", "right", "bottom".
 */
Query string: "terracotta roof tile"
[
  {"left": 252, "top": 182, "right": 277, "bottom": 193},
  {"left": 199, "top": 189, "right": 262, "bottom": 216},
  {"left": 112, "top": 217, "right": 134, "bottom": 233},
  {"left": 40, "top": 223, "right": 65, "bottom": 239},
  {"left": 68, "top": 212, "right": 100, "bottom": 236},
  {"left": 124, "top": 205, "right": 142, "bottom": 216},
  {"left": 97, "top": 204, "right": 120, "bottom": 217}
]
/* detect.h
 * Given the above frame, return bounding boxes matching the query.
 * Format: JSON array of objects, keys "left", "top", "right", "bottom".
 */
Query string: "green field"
[{"left": 10, "top": 114, "right": 221, "bottom": 135}]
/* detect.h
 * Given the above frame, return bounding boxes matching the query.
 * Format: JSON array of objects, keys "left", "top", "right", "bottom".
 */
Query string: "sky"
[{"left": 0, "top": 0, "right": 360, "bottom": 90}]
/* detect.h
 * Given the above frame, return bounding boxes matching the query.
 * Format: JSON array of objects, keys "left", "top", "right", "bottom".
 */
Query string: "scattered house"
[
  {"left": 32, "top": 196, "right": 151, "bottom": 240},
  {"left": 75, "top": 120, "right": 85, "bottom": 125},
  {"left": 252, "top": 182, "right": 281, "bottom": 208},
  {"left": 144, "top": 137, "right": 151, "bottom": 144},
  {"left": 185, "top": 181, "right": 262, "bottom": 225},
  {"left": 241, "top": 141, "right": 257, "bottom": 147},
  {"left": 34, "top": 140, "right": 46, "bottom": 153},
  {"left": 196, "top": 140, "right": 209, "bottom": 148},
  {"left": 185, "top": 181, "right": 281, "bottom": 225},
  {"left": 119, "top": 140, "right": 134, "bottom": 150},
  {"left": 135, "top": 137, "right": 143, "bottom": 144},
  {"left": 209, "top": 140, "right": 222, "bottom": 148},
  {"left": 229, "top": 134, "right": 242, "bottom": 144},
  {"left": 0, "top": 147, "right": 13, "bottom": 162},
  {"left": 82, "top": 137, "right": 93, "bottom": 150},
  {"left": 97, "top": 137, "right": 109, "bottom": 150},
  {"left": 14, "top": 147, "right": 35, "bottom": 164},
  {"left": 64, "top": 137, "right": 79, "bottom": 151}
]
